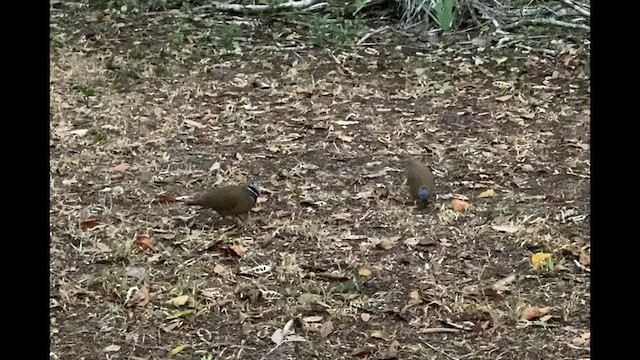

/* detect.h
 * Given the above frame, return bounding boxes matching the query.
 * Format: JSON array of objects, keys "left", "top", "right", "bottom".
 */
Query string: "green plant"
[
  {"left": 308, "top": 15, "right": 364, "bottom": 49},
  {"left": 171, "top": 22, "right": 192, "bottom": 45},
  {"left": 213, "top": 23, "right": 243, "bottom": 51},
  {"left": 430, "top": 0, "right": 457, "bottom": 31},
  {"left": 200, "top": 354, "right": 213, "bottom": 360}
]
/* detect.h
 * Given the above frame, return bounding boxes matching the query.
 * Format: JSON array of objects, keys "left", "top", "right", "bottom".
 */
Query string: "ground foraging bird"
[
  {"left": 405, "top": 159, "right": 435, "bottom": 209},
  {"left": 185, "top": 183, "right": 260, "bottom": 218}
]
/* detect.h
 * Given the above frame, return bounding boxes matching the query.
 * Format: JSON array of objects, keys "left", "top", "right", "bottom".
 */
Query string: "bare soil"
[{"left": 50, "top": 4, "right": 590, "bottom": 360}]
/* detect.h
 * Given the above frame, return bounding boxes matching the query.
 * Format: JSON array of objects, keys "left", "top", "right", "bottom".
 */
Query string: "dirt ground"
[{"left": 50, "top": 3, "right": 590, "bottom": 360}]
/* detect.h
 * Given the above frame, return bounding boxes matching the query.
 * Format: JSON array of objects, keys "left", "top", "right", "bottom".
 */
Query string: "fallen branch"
[
  {"left": 193, "top": 0, "right": 328, "bottom": 13},
  {"left": 557, "top": 0, "right": 590, "bottom": 17},
  {"left": 503, "top": 17, "right": 590, "bottom": 31}
]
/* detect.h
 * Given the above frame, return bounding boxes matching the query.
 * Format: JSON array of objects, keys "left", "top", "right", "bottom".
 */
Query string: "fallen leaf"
[
  {"left": 361, "top": 313, "right": 371, "bottom": 322},
  {"left": 521, "top": 306, "right": 551, "bottom": 320},
  {"left": 320, "top": 320, "right": 334, "bottom": 338},
  {"left": 409, "top": 290, "right": 421, "bottom": 304},
  {"left": 363, "top": 169, "right": 387, "bottom": 178},
  {"left": 104, "top": 344, "right": 121, "bottom": 352},
  {"left": 165, "top": 309, "right": 195, "bottom": 320},
  {"left": 531, "top": 252, "right": 553, "bottom": 268},
  {"left": 376, "top": 238, "right": 397, "bottom": 250},
  {"left": 127, "top": 284, "right": 150, "bottom": 307},
  {"left": 492, "top": 224, "right": 523, "bottom": 233},
  {"left": 351, "top": 346, "right": 373, "bottom": 357},
  {"left": 230, "top": 245, "right": 246, "bottom": 257},
  {"left": 156, "top": 194, "right": 176, "bottom": 204},
  {"left": 358, "top": 267, "right": 372, "bottom": 277},
  {"left": 572, "top": 331, "right": 590, "bottom": 346},
  {"left": 496, "top": 94, "right": 513, "bottom": 102},
  {"left": 478, "top": 189, "right": 496, "bottom": 198},
  {"left": 170, "top": 344, "right": 188, "bottom": 355},
  {"left": 112, "top": 162, "right": 130, "bottom": 172},
  {"left": 371, "top": 330, "right": 393, "bottom": 341},
  {"left": 166, "top": 295, "right": 190, "bottom": 307},
  {"left": 579, "top": 251, "right": 590, "bottom": 266},
  {"left": 451, "top": 199, "right": 470, "bottom": 212},
  {"left": 213, "top": 264, "right": 226, "bottom": 275},
  {"left": 81, "top": 219, "right": 103, "bottom": 229},
  {"left": 183, "top": 119, "right": 205, "bottom": 128},
  {"left": 404, "top": 237, "right": 419, "bottom": 246},
  {"left": 134, "top": 235, "right": 154, "bottom": 251},
  {"left": 491, "top": 274, "right": 517, "bottom": 291}
]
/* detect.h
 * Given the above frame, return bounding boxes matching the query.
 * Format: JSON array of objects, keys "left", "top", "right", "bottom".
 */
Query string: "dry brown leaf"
[
  {"left": 451, "top": 199, "right": 470, "bottom": 212},
  {"left": 377, "top": 238, "right": 397, "bottom": 250},
  {"left": 496, "top": 94, "right": 513, "bottom": 102},
  {"left": 230, "top": 245, "right": 246, "bottom": 257},
  {"left": 135, "top": 235, "right": 155, "bottom": 251},
  {"left": 371, "top": 330, "right": 393, "bottom": 341},
  {"left": 492, "top": 224, "right": 524, "bottom": 234},
  {"left": 572, "top": 331, "right": 590, "bottom": 346},
  {"left": 361, "top": 313, "right": 371, "bottom": 322},
  {"left": 213, "top": 264, "right": 226, "bottom": 275},
  {"left": 156, "top": 194, "right": 176, "bottom": 204},
  {"left": 358, "top": 267, "right": 372, "bottom": 277},
  {"left": 409, "top": 290, "right": 421, "bottom": 304},
  {"left": 579, "top": 251, "right": 590, "bottom": 266},
  {"left": 363, "top": 169, "right": 387, "bottom": 178},
  {"left": 183, "top": 119, "right": 205, "bottom": 128},
  {"left": 521, "top": 306, "right": 551, "bottom": 320},
  {"left": 128, "top": 284, "right": 150, "bottom": 308},
  {"left": 320, "top": 320, "right": 334, "bottom": 338},
  {"left": 81, "top": 219, "right": 103, "bottom": 229},
  {"left": 112, "top": 162, "right": 130, "bottom": 172}
]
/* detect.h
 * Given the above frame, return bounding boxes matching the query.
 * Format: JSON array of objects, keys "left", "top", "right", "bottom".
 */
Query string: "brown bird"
[
  {"left": 185, "top": 184, "right": 260, "bottom": 217},
  {"left": 405, "top": 159, "right": 435, "bottom": 209}
]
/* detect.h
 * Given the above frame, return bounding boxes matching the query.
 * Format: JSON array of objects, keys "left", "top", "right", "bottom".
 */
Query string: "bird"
[
  {"left": 405, "top": 159, "right": 435, "bottom": 209},
  {"left": 185, "top": 183, "right": 260, "bottom": 218}
]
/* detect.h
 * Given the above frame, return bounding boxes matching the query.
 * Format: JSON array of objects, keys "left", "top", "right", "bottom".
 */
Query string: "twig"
[
  {"left": 193, "top": 0, "right": 328, "bottom": 13},
  {"left": 557, "top": 0, "right": 591, "bottom": 17},
  {"left": 423, "top": 342, "right": 460, "bottom": 360},
  {"left": 503, "top": 18, "right": 590, "bottom": 31},
  {"left": 357, "top": 26, "right": 389, "bottom": 45}
]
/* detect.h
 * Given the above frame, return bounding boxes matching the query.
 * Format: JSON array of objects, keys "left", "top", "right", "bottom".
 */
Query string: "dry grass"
[{"left": 50, "top": 4, "right": 590, "bottom": 360}]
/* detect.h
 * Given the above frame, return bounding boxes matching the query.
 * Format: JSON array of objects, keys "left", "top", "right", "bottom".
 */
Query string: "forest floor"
[{"left": 50, "top": 3, "right": 590, "bottom": 360}]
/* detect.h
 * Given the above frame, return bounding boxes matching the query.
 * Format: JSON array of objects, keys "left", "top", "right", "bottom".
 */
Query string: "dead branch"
[
  {"left": 557, "top": 0, "right": 590, "bottom": 17},
  {"left": 503, "top": 17, "right": 590, "bottom": 31},
  {"left": 193, "top": 0, "right": 328, "bottom": 13}
]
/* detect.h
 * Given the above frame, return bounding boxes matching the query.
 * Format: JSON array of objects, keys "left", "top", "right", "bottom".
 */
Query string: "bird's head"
[
  {"left": 247, "top": 183, "right": 260, "bottom": 200},
  {"left": 419, "top": 187, "right": 429, "bottom": 208}
]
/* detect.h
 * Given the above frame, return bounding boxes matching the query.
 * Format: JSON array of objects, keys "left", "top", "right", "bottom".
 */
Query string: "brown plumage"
[
  {"left": 405, "top": 159, "right": 435, "bottom": 209},
  {"left": 185, "top": 184, "right": 260, "bottom": 217}
]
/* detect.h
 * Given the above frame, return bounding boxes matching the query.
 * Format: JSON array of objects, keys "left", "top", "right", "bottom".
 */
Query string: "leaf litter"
[{"left": 50, "top": 4, "right": 590, "bottom": 360}]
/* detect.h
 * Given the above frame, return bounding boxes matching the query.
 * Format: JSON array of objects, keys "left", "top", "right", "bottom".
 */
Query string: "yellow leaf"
[
  {"left": 165, "top": 295, "right": 190, "bottom": 307},
  {"left": 358, "top": 267, "right": 372, "bottom": 277},
  {"left": 494, "top": 57, "right": 508, "bottom": 64},
  {"left": 478, "top": 189, "right": 496, "bottom": 198},
  {"left": 170, "top": 344, "right": 188, "bottom": 355},
  {"left": 531, "top": 252, "right": 552, "bottom": 267}
]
